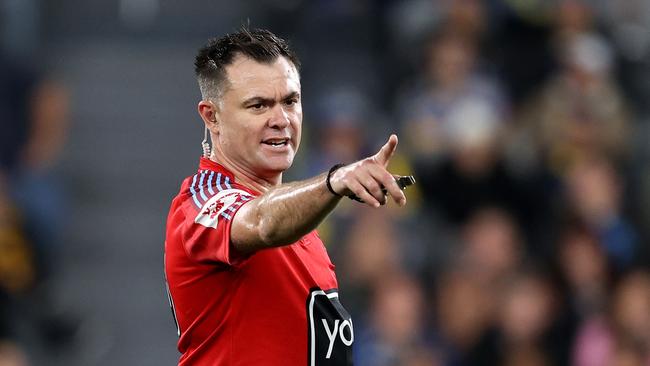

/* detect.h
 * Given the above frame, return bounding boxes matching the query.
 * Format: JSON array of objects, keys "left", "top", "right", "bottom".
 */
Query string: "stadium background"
[{"left": 0, "top": 0, "right": 649, "bottom": 365}]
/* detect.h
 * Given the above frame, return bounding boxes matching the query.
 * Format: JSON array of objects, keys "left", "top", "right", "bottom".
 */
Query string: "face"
[
  {"left": 430, "top": 36, "right": 474, "bottom": 87},
  {"left": 212, "top": 55, "right": 302, "bottom": 179}
]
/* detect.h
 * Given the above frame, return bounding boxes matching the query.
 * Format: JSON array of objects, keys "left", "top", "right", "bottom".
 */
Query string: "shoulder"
[
  {"left": 185, "top": 170, "right": 254, "bottom": 208},
  {"left": 181, "top": 170, "right": 254, "bottom": 228}
]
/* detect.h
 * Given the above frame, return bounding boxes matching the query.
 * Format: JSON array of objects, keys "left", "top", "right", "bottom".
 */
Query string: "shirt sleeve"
[{"left": 179, "top": 188, "right": 253, "bottom": 266}]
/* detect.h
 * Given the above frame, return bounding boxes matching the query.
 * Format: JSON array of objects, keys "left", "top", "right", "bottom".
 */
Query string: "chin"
[
  {"left": 271, "top": 160, "right": 294, "bottom": 173},
  {"left": 260, "top": 150, "right": 294, "bottom": 168},
  {"left": 260, "top": 158, "right": 294, "bottom": 175}
]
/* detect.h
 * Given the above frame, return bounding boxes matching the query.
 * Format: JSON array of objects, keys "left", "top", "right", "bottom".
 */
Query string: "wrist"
[{"left": 326, "top": 163, "right": 345, "bottom": 197}]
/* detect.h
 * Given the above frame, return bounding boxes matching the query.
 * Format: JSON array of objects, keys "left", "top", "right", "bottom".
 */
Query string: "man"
[{"left": 164, "top": 28, "right": 408, "bottom": 365}]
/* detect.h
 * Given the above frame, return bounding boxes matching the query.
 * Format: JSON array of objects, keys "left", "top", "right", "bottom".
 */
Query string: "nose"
[{"left": 268, "top": 104, "right": 290, "bottom": 129}]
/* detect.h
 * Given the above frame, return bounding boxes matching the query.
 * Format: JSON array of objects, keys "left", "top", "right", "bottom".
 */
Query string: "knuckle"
[
  {"left": 362, "top": 158, "right": 376, "bottom": 167},
  {"left": 370, "top": 185, "right": 383, "bottom": 197}
]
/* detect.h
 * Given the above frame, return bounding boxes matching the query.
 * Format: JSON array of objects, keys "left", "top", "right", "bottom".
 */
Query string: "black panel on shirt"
[{"left": 306, "top": 288, "right": 354, "bottom": 366}]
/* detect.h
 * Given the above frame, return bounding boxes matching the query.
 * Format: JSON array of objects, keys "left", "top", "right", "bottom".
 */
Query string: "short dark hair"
[{"left": 194, "top": 27, "right": 300, "bottom": 101}]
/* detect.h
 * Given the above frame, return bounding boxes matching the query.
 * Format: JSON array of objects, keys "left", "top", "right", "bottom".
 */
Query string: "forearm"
[
  {"left": 231, "top": 134, "right": 406, "bottom": 254},
  {"left": 231, "top": 172, "right": 341, "bottom": 253}
]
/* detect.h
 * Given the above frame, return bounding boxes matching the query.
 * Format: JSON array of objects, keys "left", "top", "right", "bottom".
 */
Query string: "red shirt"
[{"left": 164, "top": 158, "right": 354, "bottom": 365}]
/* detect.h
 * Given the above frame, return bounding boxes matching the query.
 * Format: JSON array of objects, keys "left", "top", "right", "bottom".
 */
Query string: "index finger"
[
  {"left": 369, "top": 169, "right": 406, "bottom": 206},
  {"left": 373, "top": 134, "right": 398, "bottom": 167}
]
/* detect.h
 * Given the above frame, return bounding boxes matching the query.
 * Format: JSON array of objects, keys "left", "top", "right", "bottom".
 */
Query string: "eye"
[
  {"left": 284, "top": 98, "right": 298, "bottom": 107},
  {"left": 249, "top": 103, "right": 264, "bottom": 111}
]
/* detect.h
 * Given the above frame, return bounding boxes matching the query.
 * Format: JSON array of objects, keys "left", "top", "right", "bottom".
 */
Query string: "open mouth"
[{"left": 261, "top": 138, "right": 289, "bottom": 147}]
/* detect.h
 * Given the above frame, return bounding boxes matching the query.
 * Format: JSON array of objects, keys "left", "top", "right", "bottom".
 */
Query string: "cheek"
[
  {"left": 228, "top": 115, "right": 256, "bottom": 140},
  {"left": 292, "top": 109, "right": 303, "bottom": 139},
  {"left": 293, "top": 119, "right": 302, "bottom": 149}
]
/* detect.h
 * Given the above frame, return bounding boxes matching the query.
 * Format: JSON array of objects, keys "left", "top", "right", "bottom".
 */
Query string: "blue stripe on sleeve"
[
  {"left": 216, "top": 173, "right": 223, "bottom": 191},
  {"left": 198, "top": 172, "right": 208, "bottom": 201},
  {"left": 189, "top": 174, "right": 201, "bottom": 208},
  {"left": 207, "top": 171, "right": 215, "bottom": 195}
]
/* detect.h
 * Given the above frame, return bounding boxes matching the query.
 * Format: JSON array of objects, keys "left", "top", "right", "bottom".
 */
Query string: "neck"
[{"left": 209, "top": 151, "right": 282, "bottom": 194}]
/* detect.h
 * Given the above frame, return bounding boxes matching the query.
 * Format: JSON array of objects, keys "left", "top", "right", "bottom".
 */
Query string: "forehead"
[{"left": 223, "top": 55, "right": 300, "bottom": 97}]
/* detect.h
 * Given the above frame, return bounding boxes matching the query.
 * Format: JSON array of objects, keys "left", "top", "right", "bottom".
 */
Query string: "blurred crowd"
[
  {"left": 277, "top": 0, "right": 650, "bottom": 365},
  {"left": 1, "top": 0, "right": 650, "bottom": 365}
]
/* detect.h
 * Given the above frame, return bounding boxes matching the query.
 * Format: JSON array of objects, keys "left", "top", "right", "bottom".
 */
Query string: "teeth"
[{"left": 264, "top": 140, "right": 287, "bottom": 146}]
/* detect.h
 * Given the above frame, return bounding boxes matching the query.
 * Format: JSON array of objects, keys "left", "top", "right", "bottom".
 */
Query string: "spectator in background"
[
  {"left": 383, "top": 0, "right": 489, "bottom": 95},
  {"left": 516, "top": 32, "right": 631, "bottom": 176},
  {"left": 412, "top": 92, "right": 543, "bottom": 240},
  {"left": 0, "top": 51, "right": 69, "bottom": 278},
  {"left": 331, "top": 182, "right": 430, "bottom": 316},
  {"left": 550, "top": 225, "right": 615, "bottom": 366},
  {"left": 550, "top": 154, "right": 642, "bottom": 365},
  {"left": 0, "top": 46, "right": 72, "bottom": 350},
  {"left": 429, "top": 208, "right": 527, "bottom": 365},
  {"left": 496, "top": 271, "right": 558, "bottom": 366},
  {"left": 397, "top": 28, "right": 508, "bottom": 163},
  {"left": 454, "top": 207, "right": 523, "bottom": 286},
  {"left": 563, "top": 156, "right": 638, "bottom": 270},
  {"left": 354, "top": 273, "right": 440, "bottom": 366},
  {"left": 556, "top": 226, "right": 611, "bottom": 320},
  {"left": 609, "top": 271, "right": 650, "bottom": 364},
  {"left": 394, "top": 26, "right": 557, "bottom": 239},
  {"left": 433, "top": 270, "right": 494, "bottom": 366},
  {"left": 573, "top": 270, "right": 650, "bottom": 366},
  {"left": 335, "top": 209, "right": 404, "bottom": 316},
  {"left": 487, "top": 0, "right": 556, "bottom": 106}
]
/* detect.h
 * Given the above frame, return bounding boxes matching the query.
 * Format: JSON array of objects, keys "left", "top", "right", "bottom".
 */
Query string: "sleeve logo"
[{"left": 194, "top": 189, "right": 251, "bottom": 228}]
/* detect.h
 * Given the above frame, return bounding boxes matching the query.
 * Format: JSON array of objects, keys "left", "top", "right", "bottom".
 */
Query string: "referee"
[{"left": 164, "top": 27, "right": 408, "bottom": 366}]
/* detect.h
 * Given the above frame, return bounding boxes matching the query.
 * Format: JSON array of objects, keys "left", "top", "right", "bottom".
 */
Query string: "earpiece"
[{"left": 201, "top": 126, "right": 211, "bottom": 158}]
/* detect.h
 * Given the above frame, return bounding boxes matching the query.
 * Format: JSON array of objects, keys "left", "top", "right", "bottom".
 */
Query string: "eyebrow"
[
  {"left": 282, "top": 91, "right": 300, "bottom": 101},
  {"left": 241, "top": 91, "right": 300, "bottom": 107}
]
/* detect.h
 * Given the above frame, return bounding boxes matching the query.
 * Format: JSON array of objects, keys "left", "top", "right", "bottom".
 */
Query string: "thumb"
[{"left": 374, "top": 134, "right": 398, "bottom": 167}]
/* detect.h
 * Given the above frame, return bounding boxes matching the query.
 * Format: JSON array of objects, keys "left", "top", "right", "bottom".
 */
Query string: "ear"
[{"left": 198, "top": 100, "right": 219, "bottom": 133}]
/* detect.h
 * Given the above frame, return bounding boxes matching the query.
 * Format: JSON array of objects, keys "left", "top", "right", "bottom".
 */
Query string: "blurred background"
[{"left": 0, "top": 0, "right": 649, "bottom": 365}]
